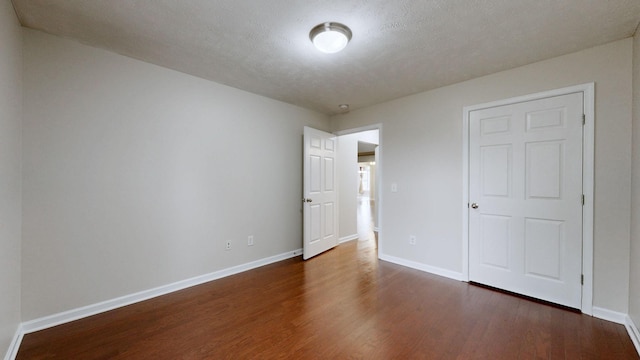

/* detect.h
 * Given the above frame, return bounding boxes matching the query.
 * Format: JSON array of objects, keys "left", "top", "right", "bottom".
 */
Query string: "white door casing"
[
  {"left": 303, "top": 127, "right": 338, "bottom": 260},
  {"left": 467, "top": 90, "right": 587, "bottom": 310}
]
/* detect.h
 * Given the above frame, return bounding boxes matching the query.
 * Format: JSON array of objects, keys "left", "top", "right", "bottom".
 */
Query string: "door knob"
[
  {"left": 471, "top": 203, "right": 479, "bottom": 209},
  {"left": 302, "top": 198, "right": 312, "bottom": 203}
]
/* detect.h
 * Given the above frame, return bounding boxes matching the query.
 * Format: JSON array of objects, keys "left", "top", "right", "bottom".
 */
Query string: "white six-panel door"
[
  {"left": 303, "top": 127, "right": 338, "bottom": 260},
  {"left": 469, "top": 92, "right": 584, "bottom": 309}
]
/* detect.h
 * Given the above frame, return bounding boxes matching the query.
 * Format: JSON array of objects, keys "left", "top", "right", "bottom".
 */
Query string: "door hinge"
[
  {"left": 581, "top": 274, "right": 584, "bottom": 285},
  {"left": 581, "top": 194, "right": 585, "bottom": 206},
  {"left": 582, "top": 114, "right": 586, "bottom": 125}
]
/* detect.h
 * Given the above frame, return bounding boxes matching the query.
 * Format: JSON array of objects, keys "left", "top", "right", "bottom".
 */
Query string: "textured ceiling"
[{"left": 12, "top": 0, "right": 640, "bottom": 115}]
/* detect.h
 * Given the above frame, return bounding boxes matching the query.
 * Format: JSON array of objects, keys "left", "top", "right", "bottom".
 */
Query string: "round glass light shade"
[{"left": 310, "top": 22, "right": 352, "bottom": 54}]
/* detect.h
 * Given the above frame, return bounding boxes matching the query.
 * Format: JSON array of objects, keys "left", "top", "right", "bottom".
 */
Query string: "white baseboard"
[
  {"left": 626, "top": 316, "right": 640, "bottom": 357},
  {"left": 378, "top": 253, "right": 464, "bottom": 281},
  {"left": 21, "top": 248, "right": 303, "bottom": 335},
  {"left": 4, "top": 325, "right": 23, "bottom": 360},
  {"left": 592, "top": 306, "right": 627, "bottom": 324},
  {"left": 339, "top": 234, "right": 359, "bottom": 244}
]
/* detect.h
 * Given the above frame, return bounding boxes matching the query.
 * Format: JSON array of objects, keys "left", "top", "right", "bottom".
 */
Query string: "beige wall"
[
  {"left": 331, "top": 39, "right": 633, "bottom": 313},
  {"left": 630, "top": 32, "right": 640, "bottom": 327},
  {"left": 21, "top": 29, "right": 330, "bottom": 320},
  {"left": 0, "top": 0, "right": 22, "bottom": 356},
  {"left": 337, "top": 134, "right": 360, "bottom": 241}
]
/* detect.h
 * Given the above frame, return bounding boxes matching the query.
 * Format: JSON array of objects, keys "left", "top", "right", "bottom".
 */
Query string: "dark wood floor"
[{"left": 18, "top": 237, "right": 639, "bottom": 359}]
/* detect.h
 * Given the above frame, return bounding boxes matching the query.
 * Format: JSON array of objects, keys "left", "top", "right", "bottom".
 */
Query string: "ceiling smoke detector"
[{"left": 309, "top": 22, "right": 352, "bottom": 54}]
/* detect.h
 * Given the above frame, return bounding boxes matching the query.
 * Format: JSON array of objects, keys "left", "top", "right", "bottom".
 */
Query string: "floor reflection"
[{"left": 357, "top": 192, "right": 377, "bottom": 251}]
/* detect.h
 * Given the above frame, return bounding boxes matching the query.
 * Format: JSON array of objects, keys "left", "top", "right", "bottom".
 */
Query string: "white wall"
[
  {"left": 337, "top": 130, "right": 378, "bottom": 241},
  {"left": 21, "top": 29, "right": 330, "bottom": 321},
  {"left": 0, "top": 0, "right": 22, "bottom": 356},
  {"left": 331, "top": 39, "right": 633, "bottom": 313},
  {"left": 630, "top": 32, "right": 640, "bottom": 328}
]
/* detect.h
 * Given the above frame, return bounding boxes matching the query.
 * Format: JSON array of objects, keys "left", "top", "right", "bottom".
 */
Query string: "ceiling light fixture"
[{"left": 309, "top": 22, "right": 352, "bottom": 54}]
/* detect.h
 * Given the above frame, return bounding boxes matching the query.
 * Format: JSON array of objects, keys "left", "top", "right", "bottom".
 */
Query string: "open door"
[{"left": 303, "top": 126, "right": 338, "bottom": 260}]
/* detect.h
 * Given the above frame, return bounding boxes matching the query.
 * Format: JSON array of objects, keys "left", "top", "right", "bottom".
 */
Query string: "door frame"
[
  {"left": 335, "top": 123, "right": 383, "bottom": 255},
  {"left": 461, "top": 83, "right": 595, "bottom": 315}
]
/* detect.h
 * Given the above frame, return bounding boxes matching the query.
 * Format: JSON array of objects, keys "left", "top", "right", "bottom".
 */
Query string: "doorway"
[
  {"left": 336, "top": 126, "right": 381, "bottom": 253},
  {"left": 358, "top": 149, "right": 377, "bottom": 248}
]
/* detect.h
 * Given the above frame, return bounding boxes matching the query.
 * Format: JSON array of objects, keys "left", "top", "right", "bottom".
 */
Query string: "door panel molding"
[
  {"left": 462, "top": 83, "right": 594, "bottom": 314},
  {"left": 304, "top": 126, "right": 339, "bottom": 260}
]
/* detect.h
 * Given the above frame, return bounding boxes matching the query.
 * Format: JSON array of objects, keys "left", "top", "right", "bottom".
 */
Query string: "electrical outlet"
[
  {"left": 409, "top": 235, "right": 416, "bottom": 245},
  {"left": 225, "top": 240, "right": 232, "bottom": 251},
  {"left": 248, "top": 235, "right": 254, "bottom": 246}
]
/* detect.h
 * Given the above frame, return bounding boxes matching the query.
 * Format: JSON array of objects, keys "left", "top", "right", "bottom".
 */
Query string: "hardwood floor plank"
[{"left": 17, "top": 238, "right": 639, "bottom": 359}]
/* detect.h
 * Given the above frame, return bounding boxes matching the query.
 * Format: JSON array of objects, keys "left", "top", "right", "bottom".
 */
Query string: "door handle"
[
  {"left": 302, "top": 198, "right": 312, "bottom": 203},
  {"left": 471, "top": 203, "right": 479, "bottom": 209}
]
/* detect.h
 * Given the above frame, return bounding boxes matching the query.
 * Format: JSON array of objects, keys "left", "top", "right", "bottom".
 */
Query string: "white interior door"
[
  {"left": 303, "top": 127, "right": 338, "bottom": 260},
  {"left": 469, "top": 92, "right": 584, "bottom": 309}
]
